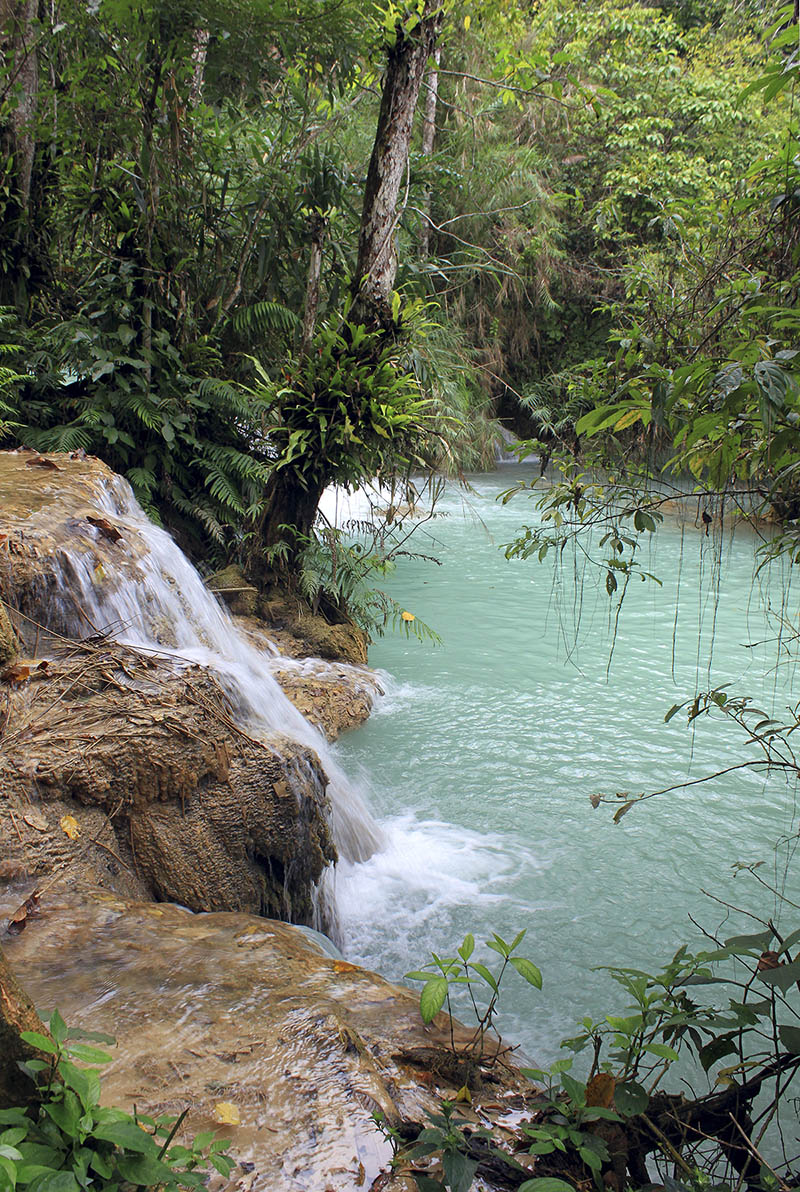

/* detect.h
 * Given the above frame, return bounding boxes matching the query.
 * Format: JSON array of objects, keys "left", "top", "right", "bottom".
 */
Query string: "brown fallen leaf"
[
  {"left": 758, "top": 950, "right": 782, "bottom": 972},
  {"left": 5, "top": 890, "right": 41, "bottom": 936},
  {"left": 26, "top": 456, "right": 61, "bottom": 471},
  {"left": 586, "top": 1072, "right": 616, "bottom": 1108},
  {"left": 333, "top": 960, "right": 359, "bottom": 973},
  {"left": 86, "top": 515, "right": 123, "bottom": 543},
  {"left": 1, "top": 659, "right": 49, "bottom": 685}
]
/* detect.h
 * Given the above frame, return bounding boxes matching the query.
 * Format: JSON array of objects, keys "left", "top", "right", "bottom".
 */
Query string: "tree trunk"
[
  {"left": 189, "top": 27, "right": 210, "bottom": 108},
  {"left": 419, "top": 46, "right": 440, "bottom": 258},
  {"left": 0, "top": 0, "right": 38, "bottom": 216},
  {"left": 0, "top": 942, "right": 51, "bottom": 1108},
  {"left": 0, "top": 0, "right": 39, "bottom": 308},
  {"left": 253, "top": 467, "right": 329, "bottom": 580},
  {"left": 353, "top": 1, "right": 442, "bottom": 325},
  {"left": 301, "top": 215, "right": 327, "bottom": 356}
]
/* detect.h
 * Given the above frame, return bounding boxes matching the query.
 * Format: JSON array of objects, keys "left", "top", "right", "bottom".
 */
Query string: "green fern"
[{"left": 232, "top": 301, "right": 299, "bottom": 338}]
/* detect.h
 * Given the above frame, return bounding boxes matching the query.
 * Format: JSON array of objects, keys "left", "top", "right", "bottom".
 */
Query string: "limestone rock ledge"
[
  {"left": 237, "top": 615, "right": 382, "bottom": 741},
  {"left": 0, "top": 641, "right": 335, "bottom": 925},
  {"left": 1, "top": 890, "right": 530, "bottom": 1192}
]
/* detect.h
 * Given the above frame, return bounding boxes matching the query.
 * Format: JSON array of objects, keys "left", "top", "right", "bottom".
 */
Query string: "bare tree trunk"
[
  {"left": 0, "top": 0, "right": 38, "bottom": 215},
  {"left": 189, "top": 27, "right": 210, "bottom": 108},
  {"left": 0, "top": 942, "right": 51, "bottom": 1108},
  {"left": 301, "top": 215, "right": 326, "bottom": 355},
  {"left": 419, "top": 46, "right": 440, "bottom": 258},
  {"left": 353, "top": 1, "right": 442, "bottom": 325}
]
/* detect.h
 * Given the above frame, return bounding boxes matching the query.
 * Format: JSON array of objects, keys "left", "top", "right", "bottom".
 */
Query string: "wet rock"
[
  {"left": 260, "top": 592, "right": 369, "bottom": 666},
  {"left": 1, "top": 890, "right": 532, "bottom": 1192},
  {"left": 0, "top": 450, "right": 154, "bottom": 647},
  {"left": 237, "top": 616, "right": 381, "bottom": 740},
  {"left": 0, "top": 641, "right": 335, "bottom": 925},
  {"left": 207, "top": 564, "right": 258, "bottom": 617}
]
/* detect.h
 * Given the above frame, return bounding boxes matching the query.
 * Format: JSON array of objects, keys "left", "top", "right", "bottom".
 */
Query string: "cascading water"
[{"left": 45, "top": 471, "right": 385, "bottom": 889}]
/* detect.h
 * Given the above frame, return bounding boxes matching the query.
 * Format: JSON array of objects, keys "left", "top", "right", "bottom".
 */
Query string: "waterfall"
[{"left": 45, "top": 472, "right": 385, "bottom": 880}]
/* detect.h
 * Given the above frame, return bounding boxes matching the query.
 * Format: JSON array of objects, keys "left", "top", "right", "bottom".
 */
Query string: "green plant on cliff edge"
[{"left": 0, "top": 1010, "right": 234, "bottom": 1192}]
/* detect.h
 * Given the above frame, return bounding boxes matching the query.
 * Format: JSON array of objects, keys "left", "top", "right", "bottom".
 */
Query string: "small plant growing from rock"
[
  {"left": 0, "top": 1010, "right": 234, "bottom": 1192},
  {"left": 405, "top": 930, "right": 542, "bottom": 1085}
]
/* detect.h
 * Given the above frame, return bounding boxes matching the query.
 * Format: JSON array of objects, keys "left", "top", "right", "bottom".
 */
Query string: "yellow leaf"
[
  {"left": 401, "top": 610, "right": 415, "bottom": 622},
  {"left": 333, "top": 960, "right": 359, "bottom": 973},
  {"left": 60, "top": 815, "right": 80, "bottom": 841},
  {"left": 454, "top": 1084, "right": 471, "bottom": 1103},
  {"left": 464, "top": 13, "right": 471, "bottom": 29},
  {"left": 214, "top": 1102, "right": 241, "bottom": 1125},
  {"left": 613, "top": 407, "right": 644, "bottom": 432}
]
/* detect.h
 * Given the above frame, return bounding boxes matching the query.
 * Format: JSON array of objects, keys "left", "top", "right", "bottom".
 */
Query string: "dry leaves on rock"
[
  {"left": 86, "top": 515, "right": 123, "bottom": 544},
  {"left": 2, "top": 659, "right": 49, "bottom": 685}
]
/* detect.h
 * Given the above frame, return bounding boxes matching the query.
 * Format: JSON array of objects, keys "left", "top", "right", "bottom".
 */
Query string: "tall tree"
[
  {"left": 253, "top": 1, "right": 444, "bottom": 573},
  {"left": 352, "top": 0, "right": 443, "bottom": 326}
]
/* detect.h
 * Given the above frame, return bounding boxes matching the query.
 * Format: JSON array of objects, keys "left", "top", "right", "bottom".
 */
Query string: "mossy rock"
[
  {"left": 0, "top": 604, "right": 18, "bottom": 668},
  {"left": 207, "top": 564, "right": 258, "bottom": 616},
  {"left": 293, "top": 613, "right": 368, "bottom": 666}
]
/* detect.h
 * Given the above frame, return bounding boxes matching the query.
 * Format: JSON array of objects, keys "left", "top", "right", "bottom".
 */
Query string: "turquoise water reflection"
[{"left": 333, "top": 468, "right": 800, "bottom": 1062}]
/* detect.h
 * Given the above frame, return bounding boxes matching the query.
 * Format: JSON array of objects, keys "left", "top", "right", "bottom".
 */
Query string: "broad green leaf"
[
  {"left": 757, "top": 959, "right": 800, "bottom": 991},
  {"left": 519, "top": 1180, "right": 577, "bottom": 1192},
  {"left": 419, "top": 978, "right": 448, "bottom": 1024},
  {"left": 115, "top": 1154, "right": 174, "bottom": 1186},
  {"left": 778, "top": 1025, "right": 800, "bottom": 1055},
  {"left": 510, "top": 957, "right": 542, "bottom": 989},
  {"left": 92, "top": 1121, "right": 158, "bottom": 1155},
  {"left": 614, "top": 1081, "right": 649, "bottom": 1117},
  {"left": 19, "top": 1034, "right": 56, "bottom": 1057},
  {"left": 644, "top": 1042, "right": 680, "bottom": 1062},
  {"left": 560, "top": 1071, "right": 585, "bottom": 1106},
  {"left": 64, "top": 1044, "right": 112, "bottom": 1065}
]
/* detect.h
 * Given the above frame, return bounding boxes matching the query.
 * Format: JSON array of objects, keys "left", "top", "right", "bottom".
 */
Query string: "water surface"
[{"left": 331, "top": 468, "right": 800, "bottom": 1062}]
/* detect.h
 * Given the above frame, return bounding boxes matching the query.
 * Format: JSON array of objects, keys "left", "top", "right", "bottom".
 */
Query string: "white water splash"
[{"left": 49, "top": 472, "right": 384, "bottom": 871}]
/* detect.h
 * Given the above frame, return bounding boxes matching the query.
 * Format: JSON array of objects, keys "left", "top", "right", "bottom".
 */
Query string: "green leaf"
[
  {"left": 64, "top": 1045, "right": 112, "bottom": 1066},
  {"left": 470, "top": 963, "right": 498, "bottom": 993},
  {"left": 724, "top": 930, "right": 774, "bottom": 953},
  {"left": 115, "top": 1154, "right": 175, "bottom": 1186},
  {"left": 19, "top": 1034, "right": 56, "bottom": 1056},
  {"left": 757, "top": 959, "right": 800, "bottom": 991},
  {"left": 92, "top": 1121, "right": 158, "bottom": 1155},
  {"left": 519, "top": 1180, "right": 577, "bottom": 1192},
  {"left": 43, "top": 1091, "right": 82, "bottom": 1138},
  {"left": 560, "top": 1071, "right": 585, "bottom": 1106},
  {"left": 614, "top": 1081, "right": 649, "bottom": 1117},
  {"left": 27, "top": 1172, "right": 79, "bottom": 1192},
  {"left": 419, "top": 978, "right": 448, "bottom": 1024},
  {"left": 510, "top": 957, "right": 543, "bottom": 989},
  {"left": 457, "top": 934, "right": 475, "bottom": 963},
  {"left": 442, "top": 1149, "right": 477, "bottom": 1192},
  {"left": 778, "top": 1025, "right": 800, "bottom": 1055},
  {"left": 699, "top": 1034, "right": 738, "bottom": 1072},
  {"left": 644, "top": 1042, "right": 680, "bottom": 1062}
]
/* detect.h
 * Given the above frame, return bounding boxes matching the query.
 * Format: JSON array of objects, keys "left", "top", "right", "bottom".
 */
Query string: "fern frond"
[{"left": 232, "top": 301, "right": 299, "bottom": 337}]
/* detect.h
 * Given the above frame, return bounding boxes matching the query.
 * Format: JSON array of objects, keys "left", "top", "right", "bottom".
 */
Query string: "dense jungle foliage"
[{"left": 0, "top": 0, "right": 797, "bottom": 587}]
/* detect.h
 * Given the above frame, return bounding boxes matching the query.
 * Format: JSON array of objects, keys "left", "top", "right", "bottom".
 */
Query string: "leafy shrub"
[{"left": 0, "top": 1011, "right": 233, "bottom": 1192}]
